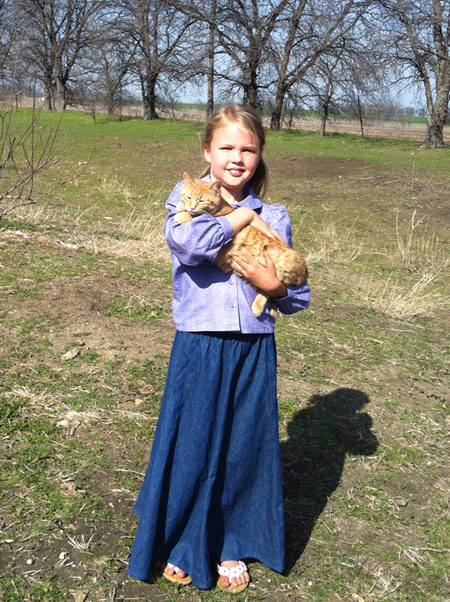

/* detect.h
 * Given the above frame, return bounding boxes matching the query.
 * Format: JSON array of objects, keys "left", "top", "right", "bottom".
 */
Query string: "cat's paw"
[
  {"left": 269, "top": 303, "right": 278, "bottom": 318},
  {"left": 176, "top": 202, "right": 185, "bottom": 212},
  {"left": 251, "top": 293, "right": 268, "bottom": 317},
  {"left": 174, "top": 212, "right": 192, "bottom": 223}
]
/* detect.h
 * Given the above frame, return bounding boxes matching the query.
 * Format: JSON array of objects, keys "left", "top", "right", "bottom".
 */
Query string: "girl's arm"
[
  {"left": 225, "top": 207, "right": 285, "bottom": 243},
  {"left": 164, "top": 182, "right": 235, "bottom": 266},
  {"left": 164, "top": 183, "right": 283, "bottom": 266}
]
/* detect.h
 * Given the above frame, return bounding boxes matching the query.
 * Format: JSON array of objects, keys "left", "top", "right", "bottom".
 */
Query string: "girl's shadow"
[{"left": 280, "top": 387, "right": 379, "bottom": 572}]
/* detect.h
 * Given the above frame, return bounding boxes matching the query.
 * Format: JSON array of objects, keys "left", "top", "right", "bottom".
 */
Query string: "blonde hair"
[{"left": 201, "top": 104, "right": 269, "bottom": 197}]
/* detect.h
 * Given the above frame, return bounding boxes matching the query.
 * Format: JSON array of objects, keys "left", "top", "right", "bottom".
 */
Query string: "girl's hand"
[{"left": 230, "top": 247, "right": 288, "bottom": 298}]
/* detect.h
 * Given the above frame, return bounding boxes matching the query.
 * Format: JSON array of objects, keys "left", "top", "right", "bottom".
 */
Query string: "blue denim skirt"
[{"left": 127, "top": 331, "right": 284, "bottom": 590}]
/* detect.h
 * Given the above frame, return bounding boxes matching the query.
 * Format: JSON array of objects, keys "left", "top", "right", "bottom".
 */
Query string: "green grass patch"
[{"left": 1, "top": 109, "right": 448, "bottom": 601}]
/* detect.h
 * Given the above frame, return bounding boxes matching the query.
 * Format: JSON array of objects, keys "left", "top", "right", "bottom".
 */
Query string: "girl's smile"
[{"left": 203, "top": 122, "right": 262, "bottom": 202}]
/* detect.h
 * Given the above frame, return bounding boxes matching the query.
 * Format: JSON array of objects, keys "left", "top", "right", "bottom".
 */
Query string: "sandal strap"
[
  {"left": 217, "top": 560, "right": 247, "bottom": 579},
  {"left": 167, "top": 562, "right": 181, "bottom": 574}
]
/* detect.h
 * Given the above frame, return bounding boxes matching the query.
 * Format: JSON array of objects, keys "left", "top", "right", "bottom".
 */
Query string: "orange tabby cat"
[{"left": 174, "top": 172, "right": 308, "bottom": 317}]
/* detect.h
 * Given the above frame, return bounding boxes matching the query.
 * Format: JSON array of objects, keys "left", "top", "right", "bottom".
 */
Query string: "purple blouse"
[{"left": 163, "top": 180, "right": 310, "bottom": 333}]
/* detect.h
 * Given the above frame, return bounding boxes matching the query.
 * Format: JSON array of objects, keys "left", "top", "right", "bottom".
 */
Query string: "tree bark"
[
  {"left": 43, "top": 77, "right": 53, "bottom": 110},
  {"left": 357, "top": 94, "right": 365, "bottom": 138},
  {"left": 243, "top": 71, "right": 259, "bottom": 108},
  {"left": 207, "top": 0, "right": 216, "bottom": 117},
  {"left": 421, "top": 73, "right": 449, "bottom": 148},
  {"left": 320, "top": 81, "right": 331, "bottom": 137},
  {"left": 143, "top": 73, "right": 159, "bottom": 120},
  {"left": 54, "top": 77, "right": 66, "bottom": 113},
  {"left": 270, "top": 83, "right": 286, "bottom": 131},
  {"left": 388, "top": 0, "right": 450, "bottom": 149}
]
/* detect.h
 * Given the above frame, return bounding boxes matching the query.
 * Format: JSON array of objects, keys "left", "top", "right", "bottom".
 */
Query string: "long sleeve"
[
  {"left": 261, "top": 204, "right": 310, "bottom": 316},
  {"left": 164, "top": 182, "right": 234, "bottom": 266}
]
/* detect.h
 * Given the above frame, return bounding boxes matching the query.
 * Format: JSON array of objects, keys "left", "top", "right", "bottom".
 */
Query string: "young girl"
[{"left": 127, "top": 104, "right": 310, "bottom": 593}]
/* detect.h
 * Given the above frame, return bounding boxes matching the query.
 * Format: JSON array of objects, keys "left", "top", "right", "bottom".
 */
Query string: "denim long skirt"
[{"left": 127, "top": 331, "right": 285, "bottom": 590}]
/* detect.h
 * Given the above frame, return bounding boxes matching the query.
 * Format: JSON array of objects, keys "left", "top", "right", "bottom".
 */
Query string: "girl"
[{"left": 127, "top": 104, "right": 310, "bottom": 593}]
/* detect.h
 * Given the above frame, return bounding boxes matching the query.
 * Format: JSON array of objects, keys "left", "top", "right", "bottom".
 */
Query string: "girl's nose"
[{"left": 230, "top": 149, "right": 242, "bottom": 163}]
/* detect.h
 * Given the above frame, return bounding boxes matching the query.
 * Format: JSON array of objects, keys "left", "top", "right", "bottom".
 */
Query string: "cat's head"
[{"left": 179, "top": 172, "right": 223, "bottom": 216}]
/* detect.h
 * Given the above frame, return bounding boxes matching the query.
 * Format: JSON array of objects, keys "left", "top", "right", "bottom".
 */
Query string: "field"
[{"left": 1, "top": 110, "right": 449, "bottom": 602}]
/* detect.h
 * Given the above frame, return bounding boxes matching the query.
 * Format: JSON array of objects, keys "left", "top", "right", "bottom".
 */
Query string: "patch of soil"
[
  {"left": 271, "top": 155, "right": 378, "bottom": 181},
  {"left": 1, "top": 162, "right": 449, "bottom": 601}
]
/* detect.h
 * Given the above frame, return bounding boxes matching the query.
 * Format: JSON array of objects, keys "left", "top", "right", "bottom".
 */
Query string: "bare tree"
[
  {"left": 377, "top": 0, "right": 450, "bottom": 148},
  {"left": 83, "top": 7, "right": 137, "bottom": 116},
  {"left": 120, "top": 0, "right": 195, "bottom": 121},
  {"left": 268, "top": 0, "right": 368, "bottom": 131},
  {"left": 0, "top": 103, "right": 86, "bottom": 219},
  {"left": 307, "top": 19, "right": 389, "bottom": 137},
  {"left": 19, "top": 0, "right": 105, "bottom": 112},
  {"left": 206, "top": 0, "right": 216, "bottom": 116},
  {"left": 0, "top": 0, "right": 20, "bottom": 75},
  {"left": 214, "top": 0, "right": 290, "bottom": 107},
  {"left": 173, "top": 0, "right": 291, "bottom": 108},
  {"left": 311, "top": 47, "right": 347, "bottom": 137}
]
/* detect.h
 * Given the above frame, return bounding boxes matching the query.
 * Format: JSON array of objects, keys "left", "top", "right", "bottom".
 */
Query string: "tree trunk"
[
  {"left": 270, "top": 83, "right": 285, "bottom": 131},
  {"left": 106, "top": 95, "right": 115, "bottom": 116},
  {"left": 357, "top": 95, "right": 365, "bottom": 139},
  {"left": 207, "top": 0, "right": 216, "bottom": 117},
  {"left": 54, "top": 77, "right": 66, "bottom": 113},
  {"left": 320, "top": 101, "right": 329, "bottom": 137},
  {"left": 421, "top": 85, "right": 449, "bottom": 149},
  {"left": 143, "top": 73, "right": 159, "bottom": 121},
  {"left": 243, "top": 66, "right": 259, "bottom": 108},
  {"left": 43, "top": 80, "right": 53, "bottom": 110},
  {"left": 320, "top": 79, "right": 331, "bottom": 137}
]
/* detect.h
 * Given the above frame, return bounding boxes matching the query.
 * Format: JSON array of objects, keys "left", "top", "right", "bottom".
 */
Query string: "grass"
[
  {"left": 0, "top": 109, "right": 449, "bottom": 601},
  {"left": 267, "top": 129, "right": 450, "bottom": 171}
]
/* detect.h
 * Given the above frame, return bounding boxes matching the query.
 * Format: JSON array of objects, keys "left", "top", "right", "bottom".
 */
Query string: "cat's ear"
[
  {"left": 210, "top": 180, "right": 222, "bottom": 195},
  {"left": 183, "top": 172, "right": 194, "bottom": 184}
]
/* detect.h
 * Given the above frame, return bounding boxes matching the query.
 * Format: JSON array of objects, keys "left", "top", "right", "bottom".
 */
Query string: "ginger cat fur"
[{"left": 174, "top": 172, "right": 308, "bottom": 317}]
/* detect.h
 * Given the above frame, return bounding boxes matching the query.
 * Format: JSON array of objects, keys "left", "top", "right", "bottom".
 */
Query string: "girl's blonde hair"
[{"left": 201, "top": 104, "right": 269, "bottom": 197}]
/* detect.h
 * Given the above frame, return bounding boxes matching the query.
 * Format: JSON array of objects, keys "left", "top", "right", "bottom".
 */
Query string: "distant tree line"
[{"left": 0, "top": 0, "right": 449, "bottom": 148}]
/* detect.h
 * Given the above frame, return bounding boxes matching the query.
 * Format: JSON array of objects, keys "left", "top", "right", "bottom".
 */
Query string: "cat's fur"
[{"left": 174, "top": 172, "right": 308, "bottom": 317}]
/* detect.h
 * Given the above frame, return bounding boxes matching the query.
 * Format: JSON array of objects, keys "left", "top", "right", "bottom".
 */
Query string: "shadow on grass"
[{"left": 281, "top": 387, "right": 379, "bottom": 573}]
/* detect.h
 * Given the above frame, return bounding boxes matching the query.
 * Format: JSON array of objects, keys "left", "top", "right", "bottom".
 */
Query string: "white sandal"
[
  {"left": 217, "top": 560, "right": 249, "bottom": 593},
  {"left": 163, "top": 562, "right": 192, "bottom": 585}
]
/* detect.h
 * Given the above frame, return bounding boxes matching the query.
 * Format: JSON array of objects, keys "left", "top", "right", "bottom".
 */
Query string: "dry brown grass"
[
  {"left": 396, "top": 210, "right": 449, "bottom": 276},
  {"left": 357, "top": 271, "right": 446, "bottom": 320},
  {"left": 304, "top": 220, "right": 364, "bottom": 264},
  {"left": 76, "top": 210, "right": 170, "bottom": 262},
  {"left": 99, "top": 174, "right": 134, "bottom": 202}
]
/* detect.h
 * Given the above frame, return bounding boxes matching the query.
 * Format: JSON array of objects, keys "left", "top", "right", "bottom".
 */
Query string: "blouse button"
[{"left": 230, "top": 303, "right": 235, "bottom": 308}]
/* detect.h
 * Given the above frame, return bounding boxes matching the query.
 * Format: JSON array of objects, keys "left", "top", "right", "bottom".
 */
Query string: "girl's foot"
[
  {"left": 158, "top": 561, "right": 192, "bottom": 585},
  {"left": 217, "top": 560, "right": 249, "bottom": 593}
]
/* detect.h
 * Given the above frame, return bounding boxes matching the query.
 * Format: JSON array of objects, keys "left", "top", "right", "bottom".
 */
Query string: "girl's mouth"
[{"left": 228, "top": 169, "right": 245, "bottom": 177}]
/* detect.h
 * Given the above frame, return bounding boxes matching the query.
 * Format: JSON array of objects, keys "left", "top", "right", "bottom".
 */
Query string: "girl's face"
[{"left": 203, "top": 121, "right": 262, "bottom": 202}]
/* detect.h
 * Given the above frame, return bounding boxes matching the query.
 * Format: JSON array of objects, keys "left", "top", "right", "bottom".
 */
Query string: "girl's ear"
[{"left": 203, "top": 144, "right": 211, "bottom": 163}]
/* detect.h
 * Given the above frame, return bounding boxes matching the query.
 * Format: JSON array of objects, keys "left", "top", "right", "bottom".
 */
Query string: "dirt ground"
[{"left": 1, "top": 153, "right": 449, "bottom": 602}]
